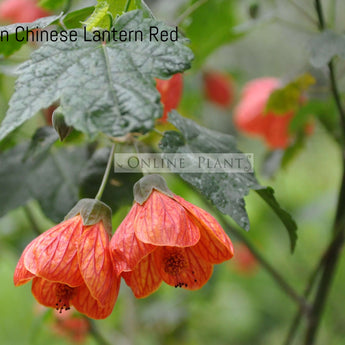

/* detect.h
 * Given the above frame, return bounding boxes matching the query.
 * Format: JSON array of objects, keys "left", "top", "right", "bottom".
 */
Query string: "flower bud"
[{"left": 52, "top": 108, "right": 72, "bottom": 142}]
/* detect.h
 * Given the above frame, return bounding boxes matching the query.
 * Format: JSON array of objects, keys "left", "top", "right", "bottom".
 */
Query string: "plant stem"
[
  {"left": 23, "top": 204, "right": 41, "bottom": 236},
  {"left": 95, "top": 144, "right": 116, "bottom": 201},
  {"left": 218, "top": 213, "right": 311, "bottom": 315},
  {"left": 124, "top": 0, "right": 132, "bottom": 12},
  {"left": 302, "top": 2, "right": 345, "bottom": 343},
  {"left": 63, "top": 0, "right": 73, "bottom": 14}
]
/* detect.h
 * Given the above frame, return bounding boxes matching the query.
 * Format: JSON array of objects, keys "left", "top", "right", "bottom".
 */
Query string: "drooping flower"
[
  {"left": 110, "top": 175, "right": 234, "bottom": 298},
  {"left": 0, "top": 0, "right": 50, "bottom": 23},
  {"left": 203, "top": 70, "right": 234, "bottom": 108},
  {"left": 233, "top": 77, "right": 294, "bottom": 149},
  {"left": 14, "top": 199, "right": 120, "bottom": 319},
  {"left": 156, "top": 73, "right": 183, "bottom": 123}
]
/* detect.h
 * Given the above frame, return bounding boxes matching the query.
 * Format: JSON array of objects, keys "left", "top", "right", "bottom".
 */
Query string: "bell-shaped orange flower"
[
  {"left": 110, "top": 175, "right": 234, "bottom": 298},
  {"left": 14, "top": 199, "right": 120, "bottom": 319}
]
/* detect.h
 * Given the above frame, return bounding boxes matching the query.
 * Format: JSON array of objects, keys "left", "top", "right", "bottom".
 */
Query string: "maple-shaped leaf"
[{"left": 0, "top": 10, "right": 193, "bottom": 141}]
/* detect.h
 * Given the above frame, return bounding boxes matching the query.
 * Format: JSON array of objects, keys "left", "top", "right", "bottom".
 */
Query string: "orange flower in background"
[
  {"left": 156, "top": 73, "right": 183, "bottom": 123},
  {"left": 110, "top": 175, "right": 234, "bottom": 298},
  {"left": 0, "top": 0, "right": 50, "bottom": 23},
  {"left": 14, "top": 199, "right": 120, "bottom": 319},
  {"left": 233, "top": 77, "right": 294, "bottom": 149},
  {"left": 203, "top": 70, "right": 234, "bottom": 108}
]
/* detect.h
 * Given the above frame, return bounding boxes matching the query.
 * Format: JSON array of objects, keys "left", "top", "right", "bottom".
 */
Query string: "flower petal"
[
  {"left": 174, "top": 196, "right": 234, "bottom": 263},
  {"left": 154, "top": 246, "right": 213, "bottom": 290},
  {"left": 110, "top": 206, "right": 156, "bottom": 274},
  {"left": 14, "top": 241, "right": 35, "bottom": 286},
  {"left": 72, "top": 283, "right": 117, "bottom": 319},
  {"left": 32, "top": 277, "right": 59, "bottom": 308},
  {"left": 122, "top": 253, "right": 162, "bottom": 298},
  {"left": 134, "top": 191, "right": 200, "bottom": 247},
  {"left": 24, "top": 216, "right": 84, "bottom": 287},
  {"left": 78, "top": 221, "right": 120, "bottom": 306}
]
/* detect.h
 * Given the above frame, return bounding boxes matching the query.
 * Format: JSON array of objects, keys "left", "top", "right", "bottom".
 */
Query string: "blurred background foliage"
[{"left": 1, "top": 0, "right": 345, "bottom": 344}]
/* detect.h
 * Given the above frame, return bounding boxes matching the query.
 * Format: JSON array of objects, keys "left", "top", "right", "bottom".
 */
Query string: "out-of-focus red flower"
[
  {"left": 234, "top": 77, "right": 294, "bottom": 149},
  {"left": 0, "top": 0, "right": 50, "bottom": 23},
  {"left": 156, "top": 73, "right": 183, "bottom": 123},
  {"left": 14, "top": 199, "right": 120, "bottom": 319},
  {"left": 52, "top": 310, "right": 90, "bottom": 344},
  {"left": 232, "top": 243, "right": 258, "bottom": 274},
  {"left": 203, "top": 71, "right": 234, "bottom": 108},
  {"left": 110, "top": 175, "right": 234, "bottom": 298}
]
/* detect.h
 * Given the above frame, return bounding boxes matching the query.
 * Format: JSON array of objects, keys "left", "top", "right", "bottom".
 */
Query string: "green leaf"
[
  {"left": 63, "top": 7, "right": 95, "bottom": 29},
  {"left": 266, "top": 74, "right": 315, "bottom": 114},
  {"left": 23, "top": 126, "right": 58, "bottom": 161},
  {"left": 309, "top": 30, "right": 345, "bottom": 68},
  {"left": 39, "top": 0, "right": 66, "bottom": 11},
  {"left": 0, "top": 143, "right": 88, "bottom": 222},
  {"left": 255, "top": 188, "right": 297, "bottom": 252},
  {"left": 0, "top": 10, "right": 193, "bottom": 141},
  {"left": 160, "top": 111, "right": 298, "bottom": 251},
  {"left": 159, "top": 111, "right": 261, "bottom": 231},
  {"left": 181, "top": 0, "right": 240, "bottom": 67},
  {"left": 0, "top": 14, "right": 62, "bottom": 57},
  {"left": 28, "top": 146, "right": 89, "bottom": 222},
  {"left": 79, "top": 147, "right": 140, "bottom": 212}
]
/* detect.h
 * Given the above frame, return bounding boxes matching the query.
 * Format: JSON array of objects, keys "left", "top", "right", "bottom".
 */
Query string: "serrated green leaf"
[
  {"left": 0, "top": 14, "right": 62, "bottom": 57},
  {"left": 23, "top": 126, "right": 58, "bottom": 161},
  {"left": 0, "top": 10, "right": 193, "bottom": 141},
  {"left": 160, "top": 111, "right": 298, "bottom": 251},
  {"left": 39, "top": 0, "right": 66, "bottom": 11},
  {"left": 0, "top": 143, "right": 88, "bottom": 222},
  {"left": 309, "top": 30, "right": 345, "bottom": 68},
  {"left": 159, "top": 111, "right": 261, "bottom": 231},
  {"left": 79, "top": 147, "right": 140, "bottom": 212},
  {"left": 255, "top": 187, "right": 297, "bottom": 252},
  {"left": 266, "top": 74, "right": 315, "bottom": 114},
  {"left": 63, "top": 7, "right": 95, "bottom": 29},
  {"left": 181, "top": 0, "right": 240, "bottom": 67}
]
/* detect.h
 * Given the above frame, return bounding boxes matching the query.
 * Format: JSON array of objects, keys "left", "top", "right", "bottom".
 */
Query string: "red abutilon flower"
[
  {"left": 110, "top": 175, "right": 234, "bottom": 298},
  {"left": 156, "top": 73, "right": 183, "bottom": 123},
  {"left": 0, "top": 0, "right": 50, "bottom": 23},
  {"left": 14, "top": 199, "right": 120, "bottom": 319},
  {"left": 233, "top": 77, "right": 294, "bottom": 149},
  {"left": 203, "top": 70, "right": 234, "bottom": 108}
]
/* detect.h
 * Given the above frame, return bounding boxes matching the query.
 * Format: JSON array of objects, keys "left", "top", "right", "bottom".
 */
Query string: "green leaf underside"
[
  {"left": 309, "top": 30, "right": 345, "bottom": 68},
  {"left": 255, "top": 188, "right": 297, "bottom": 252},
  {"left": 160, "top": 111, "right": 298, "bottom": 251},
  {"left": 159, "top": 111, "right": 261, "bottom": 231},
  {"left": 0, "top": 144, "right": 88, "bottom": 222},
  {"left": 0, "top": 10, "right": 194, "bottom": 141},
  {"left": 0, "top": 14, "right": 62, "bottom": 56}
]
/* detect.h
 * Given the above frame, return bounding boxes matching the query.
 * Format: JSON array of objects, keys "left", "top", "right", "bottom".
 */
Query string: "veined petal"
[
  {"left": 174, "top": 196, "right": 234, "bottom": 263},
  {"left": 14, "top": 241, "right": 35, "bottom": 286},
  {"left": 72, "top": 283, "right": 118, "bottom": 320},
  {"left": 154, "top": 246, "right": 213, "bottom": 290},
  {"left": 122, "top": 253, "right": 162, "bottom": 298},
  {"left": 32, "top": 277, "right": 60, "bottom": 308},
  {"left": 24, "top": 216, "right": 84, "bottom": 287},
  {"left": 134, "top": 191, "right": 200, "bottom": 247},
  {"left": 78, "top": 221, "right": 120, "bottom": 306},
  {"left": 110, "top": 206, "right": 155, "bottom": 274}
]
